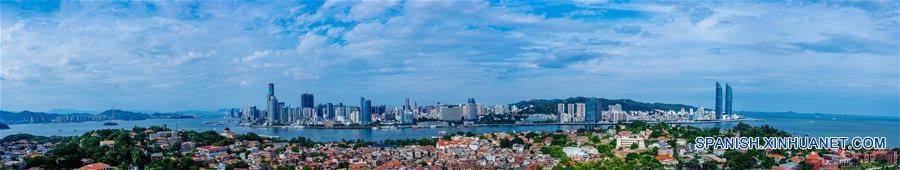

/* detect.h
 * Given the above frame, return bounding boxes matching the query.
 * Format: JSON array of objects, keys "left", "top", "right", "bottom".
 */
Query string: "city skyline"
[{"left": 2, "top": 1, "right": 898, "bottom": 115}]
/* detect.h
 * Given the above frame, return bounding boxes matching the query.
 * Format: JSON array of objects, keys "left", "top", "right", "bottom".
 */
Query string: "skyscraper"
[
  {"left": 715, "top": 82, "right": 723, "bottom": 120},
  {"left": 359, "top": 97, "right": 372, "bottom": 125},
  {"left": 301, "top": 93, "right": 314, "bottom": 108},
  {"left": 268, "top": 83, "right": 274, "bottom": 97},
  {"left": 278, "top": 102, "right": 286, "bottom": 124},
  {"left": 249, "top": 105, "right": 259, "bottom": 121},
  {"left": 267, "top": 83, "right": 280, "bottom": 125},
  {"left": 404, "top": 97, "right": 410, "bottom": 112},
  {"left": 557, "top": 103, "right": 565, "bottom": 115},
  {"left": 585, "top": 98, "right": 601, "bottom": 123},
  {"left": 327, "top": 103, "right": 335, "bottom": 119},
  {"left": 412, "top": 101, "right": 418, "bottom": 114},
  {"left": 725, "top": 83, "right": 733, "bottom": 115},
  {"left": 466, "top": 98, "right": 477, "bottom": 121}
]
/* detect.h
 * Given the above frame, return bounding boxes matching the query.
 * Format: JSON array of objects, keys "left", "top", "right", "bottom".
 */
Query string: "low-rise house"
[
  {"left": 99, "top": 140, "right": 115, "bottom": 147},
  {"left": 198, "top": 146, "right": 228, "bottom": 158}
]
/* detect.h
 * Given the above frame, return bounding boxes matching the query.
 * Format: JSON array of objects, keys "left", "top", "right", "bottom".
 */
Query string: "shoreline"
[{"left": 245, "top": 118, "right": 765, "bottom": 129}]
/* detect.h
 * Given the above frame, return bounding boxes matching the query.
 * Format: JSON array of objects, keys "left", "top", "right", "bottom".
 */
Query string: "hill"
[
  {"left": 0, "top": 122, "right": 8, "bottom": 129},
  {"left": 98, "top": 109, "right": 151, "bottom": 120},
  {"left": 0, "top": 110, "right": 58, "bottom": 124},
  {"left": 0, "top": 109, "right": 178, "bottom": 124},
  {"left": 510, "top": 96, "right": 698, "bottom": 115}
]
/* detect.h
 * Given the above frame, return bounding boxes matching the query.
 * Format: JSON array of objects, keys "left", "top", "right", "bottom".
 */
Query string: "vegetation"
[
  {"left": 382, "top": 138, "right": 439, "bottom": 147},
  {"left": 0, "top": 109, "right": 195, "bottom": 124},
  {"left": 511, "top": 96, "right": 698, "bottom": 115},
  {"left": 10, "top": 122, "right": 881, "bottom": 169},
  {"left": 2, "top": 133, "right": 61, "bottom": 143},
  {"left": 18, "top": 127, "right": 248, "bottom": 169},
  {"left": 479, "top": 114, "right": 525, "bottom": 124}
]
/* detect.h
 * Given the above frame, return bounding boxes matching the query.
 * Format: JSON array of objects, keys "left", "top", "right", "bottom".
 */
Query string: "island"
[
  {"left": 0, "top": 109, "right": 199, "bottom": 124},
  {"left": 0, "top": 122, "right": 8, "bottom": 130}
]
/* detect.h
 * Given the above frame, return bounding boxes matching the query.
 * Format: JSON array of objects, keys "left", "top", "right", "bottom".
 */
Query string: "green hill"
[{"left": 510, "top": 96, "right": 698, "bottom": 115}]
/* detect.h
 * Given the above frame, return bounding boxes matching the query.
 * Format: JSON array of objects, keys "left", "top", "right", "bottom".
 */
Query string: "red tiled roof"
[
  {"left": 656, "top": 155, "right": 674, "bottom": 161},
  {"left": 76, "top": 163, "right": 112, "bottom": 170},
  {"left": 198, "top": 146, "right": 226, "bottom": 150}
]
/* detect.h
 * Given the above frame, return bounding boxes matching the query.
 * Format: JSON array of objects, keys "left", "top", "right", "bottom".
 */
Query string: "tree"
[
  {"left": 24, "top": 156, "right": 57, "bottom": 169},
  {"left": 179, "top": 155, "right": 194, "bottom": 169},
  {"left": 760, "top": 156, "right": 777, "bottom": 168},
  {"left": 541, "top": 146, "right": 567, "bottom": 159},
  {"left": 725, "top": 150, "right": 755, "bottom": 169},
  {"left": 625, "top": 153, "right": 639, "bottom": 160},
  {"left": 275, "top": 165, "right": 295, "bottom": 170},
  {"left": 703, "top": 160, "right": 720, "bottom": 170},
  {"left": 499, "top": 138, "right": 513, "bottom": 148},
  {"left": 504, "top": 137, "right": 518, "bottom": 144},
  {"left": 465, "top": 131, "right": 476, "bottom": 137}
]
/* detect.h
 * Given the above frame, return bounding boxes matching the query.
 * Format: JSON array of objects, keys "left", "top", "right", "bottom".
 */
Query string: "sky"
[{"left": 1, "top": 0, "right": 897, "bottom": 115}]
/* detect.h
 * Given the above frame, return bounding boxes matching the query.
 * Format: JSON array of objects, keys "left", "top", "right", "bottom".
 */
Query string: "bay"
[{"left": 2, "top": 112, "right": 898, "bottom": 147}]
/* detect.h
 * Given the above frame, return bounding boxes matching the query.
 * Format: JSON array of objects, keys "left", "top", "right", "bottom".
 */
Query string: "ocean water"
[{"left": 2, "top": 112, "right": 898, "bottom": 147}]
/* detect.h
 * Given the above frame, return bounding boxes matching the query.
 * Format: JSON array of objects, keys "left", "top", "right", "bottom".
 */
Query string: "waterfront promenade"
[{"left": 251, "top": 118, "right": 765, "bottom": 129}]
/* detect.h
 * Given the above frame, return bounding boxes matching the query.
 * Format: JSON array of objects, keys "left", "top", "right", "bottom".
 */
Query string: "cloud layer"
[{"left": 2, "top": 1, "right": 897, "bottom": 115}]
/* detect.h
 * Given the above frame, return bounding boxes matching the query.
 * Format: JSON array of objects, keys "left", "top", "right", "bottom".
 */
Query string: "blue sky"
[{"left": 1, "top": 0, "right": 897, "bottom": 115}]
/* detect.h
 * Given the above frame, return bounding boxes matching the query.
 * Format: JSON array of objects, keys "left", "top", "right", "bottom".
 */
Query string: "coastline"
[{"left": 246, "top": 118, "right": 765, "bottom": 129}]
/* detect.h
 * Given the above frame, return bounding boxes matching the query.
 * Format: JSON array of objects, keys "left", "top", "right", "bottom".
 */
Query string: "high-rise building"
[
  {"left": 268, "top": 83, "right": 274, "bottom": 97},
  {"left": 439, "top": 105, "right": 464, "bottom": 121},
  {"left": 301, "top": 93, "right": 314, "bottom": 108},
  {"left": 608, "top": 104, "right": 626, "bottom": 123},
  {"left": 267, "top": 83, "right": 280, "bottom": 125},
  {"left": 725, "top": 83, "right": 733, "bottom": 116},
  {"left": 278, "top": 102, "right": 287, "bottom": 124},
  {"left": 359, "top": 97, "right": 372, "bottom": 125},
  {"left": 326, "top": 103, "right": 335, "bottom": 119},
  {"left": 715, "top": 82, "right": 723, "bottom": 120},
  {"left": 350, "top": 107, "right": 360, "bottom": 123},
  {"left": 585, "top": 98, "right": 601, "bottom": 123},
  {"left": 248, "top": 105, "right": 259, "bottom": 121},
  {"left": 337, "top": 103, "right": 346, "bottom": 119},
  {"left": 466, "top": 98, "right": 477, "bottom": 121},
  {"left": 404, "top": 97, "right": 410, "bottom": 112},
  {"left": 557, "top": 103, "right": 565, "bottom": 115}
]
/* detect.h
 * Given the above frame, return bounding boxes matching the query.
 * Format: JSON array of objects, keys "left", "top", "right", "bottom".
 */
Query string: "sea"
[{"left": 2, "top": 112, "right": 898, "bottom": 147}]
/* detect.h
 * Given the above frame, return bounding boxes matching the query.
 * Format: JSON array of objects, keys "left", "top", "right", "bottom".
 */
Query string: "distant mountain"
[
  {"left": 46, "top": 108, "right": 98, "bottom": 114},
  {"left": 510, "top": 97, "right": 699, "bottom": 115},
  {"left": 0, "top": 109, "right": 198, "bottom": 124},
  {"left": 0, "top": 122, "right": 9, "bottom": 129},
  {"left": 99, "top": 109, "right": 151, "bottom": 120},
  {"left": 161, "top": 110, "right": 219, "bottom": 118},
  {"left": 0, "top": 110, "right": 58, "bottom": 124}
]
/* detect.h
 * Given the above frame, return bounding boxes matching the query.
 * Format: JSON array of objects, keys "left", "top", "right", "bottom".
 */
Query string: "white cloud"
[{"left": 0, "top": 1, "right": 896, "bottom": 114}]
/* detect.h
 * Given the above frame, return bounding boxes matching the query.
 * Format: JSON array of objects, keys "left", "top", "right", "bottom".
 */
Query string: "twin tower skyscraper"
[{"left": 715, "top": 82, "right": 733, "bottom": 120}]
